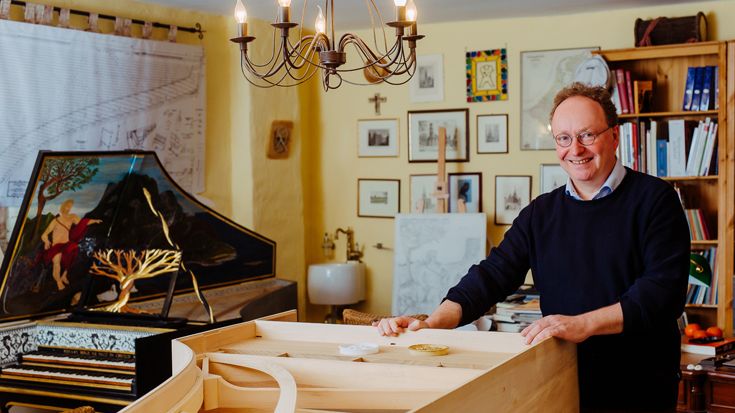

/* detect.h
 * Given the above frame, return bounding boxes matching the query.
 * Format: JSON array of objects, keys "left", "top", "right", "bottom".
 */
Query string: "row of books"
[
  {"left": 685, "top": 208, "right": 711, "bottom": 241},
  {"left": 611, "top": 68, "right": 651, "bottom": 114},
  {"left": 617, "top": 118, "right": 718, "bottom": 177},
  {"left": 686, "top": 247, "right": 718, "bottom": 306},
  {"left": 683, "top": 66, "right": 719, "bottom": 112},
  {"left": 490, "top": 288, "right": 541, "bottom": 333}
]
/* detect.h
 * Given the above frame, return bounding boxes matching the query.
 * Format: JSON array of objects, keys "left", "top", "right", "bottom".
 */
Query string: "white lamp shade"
[{"left": 308, "top": 262, "right": 366, "bottom": 305}]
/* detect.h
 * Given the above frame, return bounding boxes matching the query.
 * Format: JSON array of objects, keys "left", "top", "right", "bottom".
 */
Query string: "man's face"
[{"left": 551, "top": 96, "right": 618, "bottom": 189}]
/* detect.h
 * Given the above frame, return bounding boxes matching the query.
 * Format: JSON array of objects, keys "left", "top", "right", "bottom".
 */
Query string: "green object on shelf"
[{"left": 689, "top": 253, "right": 712, "bottom": 287}]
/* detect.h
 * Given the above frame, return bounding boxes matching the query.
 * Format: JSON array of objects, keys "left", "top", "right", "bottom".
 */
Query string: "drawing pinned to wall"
[
  {"left": 0, "top": 19, "right": 206, "bottom": 240},
  {"left": 409, "top": 54, "right": 444, "bottom": 103},
  {"left": 466, "top": 49, "right": 508, "bottom": 102}
]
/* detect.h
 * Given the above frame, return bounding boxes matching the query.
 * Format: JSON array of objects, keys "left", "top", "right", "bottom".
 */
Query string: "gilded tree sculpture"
[{"left": 89, "top": 249, "right": 181, "bottom": 313}]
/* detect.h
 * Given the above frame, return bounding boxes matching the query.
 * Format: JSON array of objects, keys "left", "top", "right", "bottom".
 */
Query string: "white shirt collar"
[{"left": 565, "top": 158, "right": 626, "bottom": 201}]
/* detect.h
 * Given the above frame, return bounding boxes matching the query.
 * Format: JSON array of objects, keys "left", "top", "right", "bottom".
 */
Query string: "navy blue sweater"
[{"left": 446, "top": 169, "right": 690, "bottom": 409}]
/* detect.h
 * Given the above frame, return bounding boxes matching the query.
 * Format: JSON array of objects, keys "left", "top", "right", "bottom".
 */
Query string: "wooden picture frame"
[
  {"left": 408, "top": 109, "right": 469, "bottom": 163},
  {"left": 495, "top": 175, "right": 531, "bottom": 225},
  {"left": 409, "top": 54, "right": 444, "bottom": 103},
  {"left": 466, "top": 48, "right": 508, "bottom": 102},
  {"left": 448, "top": 172, "right": 482, "bottom": 213},
  {"left": 358, "top": 179, "right": 400, "bottom": 218},
  {"left": 540, "top": 163, "right": 567, "bottom": 194},
  {"left": 520, "top": 46, "right": 599, "bottom": 150},
  {"left": 357, "top": 118, "right": 399, "bottom": 157},
  {"left": 477, "top": 114, "right": 508, "bottom": 154},
  {"left": 409, "top": 174, "right": 437, "bottom": 213}
]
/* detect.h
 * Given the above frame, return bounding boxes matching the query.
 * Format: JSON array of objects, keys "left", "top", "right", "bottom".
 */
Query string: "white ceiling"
[{"left": 137, "top": 0, "right": 713, "bottom": 29}]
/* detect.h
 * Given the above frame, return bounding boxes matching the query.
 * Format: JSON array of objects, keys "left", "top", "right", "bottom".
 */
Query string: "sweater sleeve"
[
  {"left": 620, "top": 185, "right": 690, "bottom": 334},
  {"left": 445, "top": 200, "right": 534, "bottom": 326}
]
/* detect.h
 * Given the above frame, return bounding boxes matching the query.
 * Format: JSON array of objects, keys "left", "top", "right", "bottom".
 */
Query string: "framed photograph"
[
  {"left": 540, "top": 164, "right": 568, "bottom": 194},
  {"left": 495, "top": 175, "right": 531, "bottom": 225},
  {"left": 357, "top": 118, "right": 399, "bottom": 157},
  {"left": 466, "top": 48, "right": 508, "bottom": 102},
  {"left": 520, "top": 47, "right": 599, "bottom": 150},
  {"left": 358, "top": 179, "right": 400, "bottom": 218},
  {"left": 409, "top": 54, "right": 444, "bottom": 103},
  {"left": 409, "top": 174, "right": 437, "bottom": 213},
  {"left": 477, "top": 114, "right": 508, "bottom": 154},
  {"left": 408, "top": 109, "right": 469, "bottom": 163},
  {"left": 448, "top": 172, "right": 482, "bottom": 213}
]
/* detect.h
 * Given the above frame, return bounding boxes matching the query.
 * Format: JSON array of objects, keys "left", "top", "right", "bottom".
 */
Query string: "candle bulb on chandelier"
[
  {"left": 278, "top": 0, "right": 291, "bottom": 23},
  {"left": 406, "top": 0, "right": 417, "bottom": 36},
  {"left": 234, "top": 0, "right": 248, "bottom": 37},
  {"left": 394, "top": 0, "right": 407, "bottom": 22},
  {"left": 315, "top": 6, "right": 326, "bottom": 34}
]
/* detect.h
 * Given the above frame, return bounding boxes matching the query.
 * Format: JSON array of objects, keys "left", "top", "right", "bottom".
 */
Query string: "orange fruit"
[
  {"left": 706, "top": 326, "right": 724, "bottom": 338},
  {"left": 685, "top": 323, "right": 702, "bottom": 338},
  {"left": 693, "top": 330, "right": 709, "bottom": 340}
]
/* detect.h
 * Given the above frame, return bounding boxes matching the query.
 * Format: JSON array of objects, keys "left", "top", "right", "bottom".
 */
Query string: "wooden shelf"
[
  {"left": 686, "top": 304, "right": 718, "bottom": 309},
  {"left": 661, "top": 175, "right": 718, "bottom": 182},
  {"left": 619, "top": 110, "right": 718, "bottom": 119},
  {"left": 592, "top": 42, "right": 722, "bottom": 61},
  {"left": 691, "top": 240, "right": 718, "bottom": 246}
]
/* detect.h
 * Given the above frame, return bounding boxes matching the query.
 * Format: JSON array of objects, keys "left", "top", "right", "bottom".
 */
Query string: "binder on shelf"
[
  {"left": 615, "top": 68, "right": 630, "bottom": 114},
  {"left": 667, "top": 119, "right": 687, "bottom": 177},
  {"left": 714, "top": 66, "right": 720, "bottom": 110},
  {"left": 625, "top": 70, "right": 634, "bottom": 115},
  {"left": 690, "top": 67, "right": 705, "bottom": 112},
  {"left": 700, "top": 122, "right": 718, "bottom": 176},
  {"left": 699, "top": 66, "right": 714, "bottom": 111},
  {"left": 656, "top": 139, "right": 668, "bottom": 177},
  {"left": 682, "top": 66, "right": 696, "bottom": 111}
]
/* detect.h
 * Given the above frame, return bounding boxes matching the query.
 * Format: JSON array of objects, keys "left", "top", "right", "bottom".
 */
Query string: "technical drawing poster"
[{"left": 0, "top": 19, "right": 206, "bottom": 214}]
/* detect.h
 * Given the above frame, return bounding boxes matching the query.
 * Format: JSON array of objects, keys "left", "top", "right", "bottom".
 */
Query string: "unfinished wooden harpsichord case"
[
  {"left": 122, "top": 313, "right": 579, "bottom": 413},
  {"left": 0, "top": 151, "right": 296, "bottom": 412}
]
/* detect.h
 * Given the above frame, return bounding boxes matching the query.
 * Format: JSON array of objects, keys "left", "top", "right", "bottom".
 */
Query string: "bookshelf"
[{"left": 593, "top": 41, "right": 733, "bottom": 335}]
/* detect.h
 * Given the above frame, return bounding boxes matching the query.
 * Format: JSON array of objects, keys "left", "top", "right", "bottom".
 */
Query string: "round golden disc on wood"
[{"left": 408, "top": 344, "right": 449, "bottom": 356}]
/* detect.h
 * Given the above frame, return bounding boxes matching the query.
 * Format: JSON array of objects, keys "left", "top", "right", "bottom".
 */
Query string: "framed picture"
[
  {"left": 466, "top": 48, "right": 508, "bottom": 102},
  {"left": 495, "top": 175, "right": 531, "bottom": 225},
  {"left": 409, "top": 174, "right": 437, "bottom": 213},
  {"left": 448, "top": 172, "right": 482, "bottom": 213},
  {"left": 540, "top": 164, "right": 568, "bottom": 194},
  {"left": 409, "top": 54, "right": 444, "bottom": 103},
  {"left": 477, "top": 114, "right": 508, "bottom": 154},
  {"left": 408, "top": 109, "right": 469, "bottom": 163},
  {"left": 357, "top": 118, "right": 399, "bottom": 157},
  {"left": 358, "top": 179, "right": 400, "bottom": 218},
  {"left": 520, "top": 47, "right": 599, "bottom": 150}
]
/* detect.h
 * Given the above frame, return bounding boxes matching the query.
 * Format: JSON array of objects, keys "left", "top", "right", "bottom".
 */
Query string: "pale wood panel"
[
  {"left": 722, "top": 41, "right": 735, "bottom": 336},
  {"left": 415, "top": 338, "right": 579, "bottom": 413}
]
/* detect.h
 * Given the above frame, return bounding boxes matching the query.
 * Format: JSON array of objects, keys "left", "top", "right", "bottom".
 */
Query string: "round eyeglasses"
[{"left": 553, "top": 125, "right": 613, "bottom": 148}]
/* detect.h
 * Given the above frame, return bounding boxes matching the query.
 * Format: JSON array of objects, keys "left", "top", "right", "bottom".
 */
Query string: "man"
[{"left": 376, "top": 82, "right": 689, "bottom": 411}]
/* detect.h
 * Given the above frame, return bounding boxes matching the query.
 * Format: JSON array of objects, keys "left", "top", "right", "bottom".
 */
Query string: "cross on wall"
[{"left": 368, "top": 93, "right": 387, "bottom": 115}]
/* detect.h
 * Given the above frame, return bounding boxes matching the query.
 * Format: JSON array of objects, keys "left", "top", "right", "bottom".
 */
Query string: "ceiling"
[{"left": 137, "top": 0, "right": 713, "bottom": 28}]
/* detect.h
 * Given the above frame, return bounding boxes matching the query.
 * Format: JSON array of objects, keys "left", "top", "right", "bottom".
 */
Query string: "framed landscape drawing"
[
  {"left": 408, "top": 109, "right": 469, "bottom": 162},
  {"left": 495, "top": 175, "right": 531, "bottom": 225},
  {"left": 448, "top": 172, "right": 482, "bottom": 213},
  {"left": 358, "top": 179, "right": 400, "bottom": 218},
  {"left": 477, "top": 114, "right": 508, "bottom": 154},
  {"left": 409, "top": 174, "right": 437, "bottom": 213},
  {"left": 540, "top": 164, "right": 568, "bottom": 194},
  {"left": 466, "top": 48, "right": 508, "bottom": 102},
  {"left": 357, "top": 118, "right": 399, "bottom": 157},
  {"left": 520, "top": 47, "right": 599, "bottom": 150},
  {"left": 409, "top": 54, "right": 444, "bottom": 103}
]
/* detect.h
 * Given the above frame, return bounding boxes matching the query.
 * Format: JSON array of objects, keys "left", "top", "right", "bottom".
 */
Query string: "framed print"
[
  {"left": 495, "top": 175, "right": 531, "bottom": 225},
  {"left": 540, "top": 164, "right": 568, "bottom": 194},
  {"left": 520, "top": 47, "right": 599, "bottom": 150},
  {"left": 408, "top": 109, "right": 469, "bottom": 163},
  {"left": 358, "top": 179, "right": 400, "bottom": 218},
  {"left": 477, "top": 114, "right": 508, "bottom": 154},
  {"left": 466, "top": 48, "right": 508, "bottom": 102},
  {"left": 409, "top": 174, "right": 437, "bottom": 213},
  {"left": 409, "top": 54, "right": 444, "bottom": 103},
  {"left": 448, "top": 172, "right": 482, "bottom": 213},
  {"left": 357, "top": 118, "right": 399, "bottom": 157}
]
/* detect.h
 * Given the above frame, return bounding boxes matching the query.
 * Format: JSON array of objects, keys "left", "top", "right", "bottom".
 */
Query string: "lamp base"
[{"left": 324, "top": 304, "right": 345, "bottom": 324}]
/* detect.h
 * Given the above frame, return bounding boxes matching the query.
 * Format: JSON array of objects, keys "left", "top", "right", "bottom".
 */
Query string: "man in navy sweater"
[{"left": 377, "top": 82, "right": 690, "bottom": 412}]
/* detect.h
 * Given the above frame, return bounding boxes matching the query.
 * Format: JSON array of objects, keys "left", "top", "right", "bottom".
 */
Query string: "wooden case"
[{"left": 121, "top": 312, "right": 579, "bottom": 412}]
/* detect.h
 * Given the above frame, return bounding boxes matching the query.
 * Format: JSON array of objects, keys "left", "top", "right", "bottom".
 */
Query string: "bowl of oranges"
[{"left": 685, "top": 323, "right": 724, "bottom": 344}]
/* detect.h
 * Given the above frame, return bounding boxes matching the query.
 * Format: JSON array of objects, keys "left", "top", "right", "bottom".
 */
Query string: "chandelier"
[{"left": 230, "top": 0, "right": 424, "bottom": 90}]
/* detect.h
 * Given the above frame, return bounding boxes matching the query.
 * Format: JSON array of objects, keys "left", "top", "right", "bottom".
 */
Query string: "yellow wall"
[{"left": 303, "top": 0, "right": 735, "bottom": 320}]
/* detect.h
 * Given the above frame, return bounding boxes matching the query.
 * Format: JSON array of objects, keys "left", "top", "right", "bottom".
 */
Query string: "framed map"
[{"left": 520, "top": 47, "right": 598, "bottom": 150}]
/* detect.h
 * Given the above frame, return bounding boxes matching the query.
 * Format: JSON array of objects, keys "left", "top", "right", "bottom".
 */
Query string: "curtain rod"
[{"left": 9, "top": 0, "right": 205, "bottom": 39}]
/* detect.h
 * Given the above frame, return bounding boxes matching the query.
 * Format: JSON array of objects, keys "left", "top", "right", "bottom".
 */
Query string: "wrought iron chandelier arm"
[{"left": 337, "top": 33, "right": 404, "bottom": 72}]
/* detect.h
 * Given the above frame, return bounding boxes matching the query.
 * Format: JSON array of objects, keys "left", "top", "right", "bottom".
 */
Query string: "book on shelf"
[
  {"left": 633, "top": 80, "right": 653, "bottom": 114},
  {"left": 610, "top": 70, "right": 622, "bottom": 114},
  {"left": 681, "top": 336, "right": 735, "bottom": 356},
  {"left": 700, "top": 122, "right": 718, "bottom": 176},
  {"left": 667, "top": 119, "right": 688, "bottom": 177},
  {"left": 690, "top": 67, "right": 705, "bottom": 111},
  {"left": 625, "top": 70, "right": 634, "bottom": 115},
  {"left": 682, "top": 66, "right": 696, "bottom": 111},
  {"left": 656, "top": 139, "right": 668, "bottom": 177},
  {"left": 615, "top": 68, "right": 630, "bottom": 114},
  {"left": 714, "top": 66, "right": 720, "bottom": 110},
  {"left": 699, "top": 66, "right": 714, "bottom": 111},
  {"left": 685, "top": 209, "right": 710, "bottom": 241}
]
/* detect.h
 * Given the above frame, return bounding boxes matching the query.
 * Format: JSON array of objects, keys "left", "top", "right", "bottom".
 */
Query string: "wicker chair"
[
  {"left": 60, "top": 407, "right": 95, "bottom": 413},
  {"left": 342, "top": 308, "right": 428, "bottom": 326}
]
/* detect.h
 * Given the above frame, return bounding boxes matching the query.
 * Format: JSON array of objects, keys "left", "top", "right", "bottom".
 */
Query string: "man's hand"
[
  {"left": 520, "top": 314, "right": 590, "bottom": 345},
  {"left": 374, "top": 316, "right": 429, "bottom": 337}
]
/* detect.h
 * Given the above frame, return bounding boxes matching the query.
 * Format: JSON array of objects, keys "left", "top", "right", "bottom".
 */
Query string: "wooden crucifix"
[{"left": 368, "top": 93, "right": 387, "bottom": 116}]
